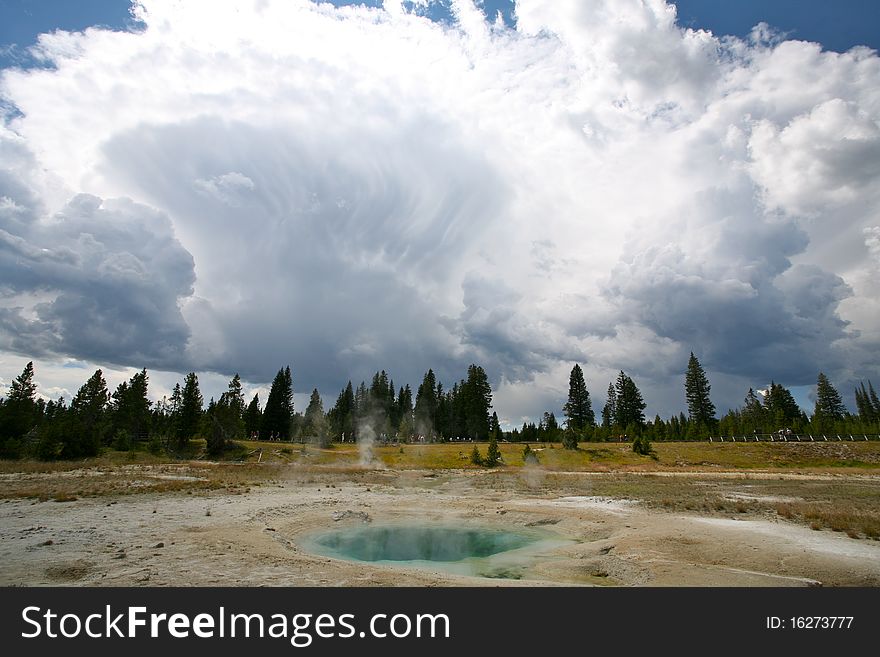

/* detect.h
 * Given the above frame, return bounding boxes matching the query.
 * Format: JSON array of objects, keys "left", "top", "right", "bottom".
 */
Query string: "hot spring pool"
[{"left": 303, "top": 524, "right": 567, "bottom": 579}]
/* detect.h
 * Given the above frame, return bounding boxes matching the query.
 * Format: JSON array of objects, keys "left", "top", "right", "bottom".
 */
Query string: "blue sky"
[
  {"left": 1, "top": 0, "right": 878, "bottom": 423},
  {"left": 0, "top": 0, "right": 139, "bottom": 67},
  {"left": 2, "top": 0, "right": 879, "bottom": 65},
  {"left": 673, "top": 0, "right": 880, "bottom": 53}
]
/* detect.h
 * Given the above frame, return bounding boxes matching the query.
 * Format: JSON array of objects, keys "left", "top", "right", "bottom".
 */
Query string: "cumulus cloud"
[
  {"left": 750, "top": 98, "right": 880, "bottom": 215},
  {"left": 0, "top": 129, "right": 195, "bottom": 368},
  {"left": 1, "top": 0, "right": 878, "bottom": 419},
  {"left": 599, "top": 181, "right": 858, "bottom": 383}
]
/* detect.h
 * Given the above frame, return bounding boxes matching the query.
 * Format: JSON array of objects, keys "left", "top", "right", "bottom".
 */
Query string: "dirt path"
[{"left": 1, "top": 468, "right": 879, "bottom": 586}]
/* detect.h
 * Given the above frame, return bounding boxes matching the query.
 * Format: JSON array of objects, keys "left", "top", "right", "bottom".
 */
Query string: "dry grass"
[
  {"left": 0, "top": 451, "right": 170, "bottom": 474},
  {"left": 775, "top": 502, "right": 880, "bottom": 539},
  {"left": 1, "top": 440, "right": 879, "bottom": 539},
  {"left": 466, "top": 469, "right": 880, "bottom": 540},
  {"left": 232, "top": 439, "right": 880, "bottom": 472},
  {"left": 3, "top": 439, "right": 878, "bottom": 474}
]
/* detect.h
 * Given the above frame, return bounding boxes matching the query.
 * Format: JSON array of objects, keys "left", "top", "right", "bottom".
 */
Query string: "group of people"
[
  {"left": 753, "top": 428, "right": 795, "bottom": 440},
  {"left": 251, "top": 431, "right": 284, "bottom": 441}
]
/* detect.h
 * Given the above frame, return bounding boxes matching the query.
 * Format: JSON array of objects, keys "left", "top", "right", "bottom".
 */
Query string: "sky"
[{"left": 0, "top": 0, "right": 879, "bottom": 428}]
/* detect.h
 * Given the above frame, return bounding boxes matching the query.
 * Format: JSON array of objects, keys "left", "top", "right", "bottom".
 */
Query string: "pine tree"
[
  {"left": 354, "top": 381, "right": 367, "bottom": 415},
  {"left": 862, "top": 380, "right": 880, "bottom": 424},
  {"left": 490, "top": 411, "right": 501, "bottom": 439},
  {"left": 368, "top": 370, "right": 394, "bottom": 434},
  {"left": 678, "top": 412, "right": 689, "bottom": 439},
  {"left": 484, "top": 433, "right": 501, "bottom": 467},
  {"left": 668, "top": 413, "right": 681, "bottom": 439},
  {"left": 111, "top": 369, "right": 152, "bottom": 446},
  {"left": 601, "top": 382, "right": 616, "bottom": 428},
  {"left": 223, "top": 374, "right": 245, "bottom": 421},
  {"left": 396, "top": 385, "right": 414, "bottom": 440},
  {"left": 388, "top": 378, "right": 401, "bottom": 429},
  {"left": 8, "top": 361, "right": 37, "bottom": 403},
  {"left": 563, "top": 364, "right": 594, "bottom": 433},
  {"left": 462, "top": 364, "right": 492, "bottom": 440},
  {"left": 34, "top": 396, "right": 69, "bottom": 460},
  {"left": 684, "top": 352, "right": 716, "bottom": 433},
  {"left": 283, "top": 367, "right": 294, "bottom": 418},
  {"left": 169, "top": 383, "right": 182, "bottom": 416},
  {"left": 632, "top": 433, "right": 652, "bottom": 455},
  {"left": 869, "top": 381, "right": 880, "bottom": 419},
  {"left": 448, "top": 381, "right": 468, "bottom": 439},
  {"left": 1, "top": 361, "right": 38, "bottom": 444},
  {"left": 540, "top": 411, "right": 560, "bottom": 442},
  {"left": 855, "top": 383, "right": 873, "bottom": 423},
  {"left": 613, "top": 371, "right": 646, "bottom": 431},
  {"left": 262, "top": 366, "right": 294, "bottom": 440},
  {"left": 854, "top": 381, "right": 879, "bottom": 428},
  {"left": 813, "top": 372, "right": 846, "bottom": 430},
  {"left": 414, "top": 369, "right": 438, "bottom": 438},
  {"left": 331, "top": 381, "right": 355, "bottom": 441},
  {"left": 243, "top": 393, "right": 261, "bottom": 438},
  {"left": 303, "top": 388, "right": 326, "bottom": 443},
  {"left": 652, "top": 414, "right": 666, "bottom": 441},
  {"left": 69, "top": 369, "right": 109, "bottom": 456},
  {"left": 177, "top": 372, "right": 203, "bottom": 447},
  {"left": 562, "top": 427, "right": 578, "bottom": 450},
  {"left": 206, "top": 374, "right": 246, "bottom": 452},
  {"left": 742, "top": 388, "right": 766, "bottom": 433},
  {"left": 764, "top": 382, "right": 801, "bottom": 429}
]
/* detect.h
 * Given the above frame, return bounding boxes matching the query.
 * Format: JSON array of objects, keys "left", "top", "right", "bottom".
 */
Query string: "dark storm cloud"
[
  {"left": 0, "top": 180, "right": 196, "bottom": 368},
  {"left": 100, "top": 114, "right": 509, "bottom": 390},
  {"left": 602, "top": 186, "right": 854, "bottom": 385}
]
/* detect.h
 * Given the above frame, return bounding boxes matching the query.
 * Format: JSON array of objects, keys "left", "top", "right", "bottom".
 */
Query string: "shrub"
[
  {"left": 470, "top": 445, "right": 483, "bottom": 466},
  {"left": 522, "top": 443, "right": 539, "bottom": 465},
  {"left": 632, "top": 434, "right": 652, "bottom": 456},
  {"left": 113, "top": 429, "right": 132, "bottom": 452},
  {"left": 484, "top": 435, "right": 501, "bottom": 467},
  {"left": 562, "top": 429, "right": 578, "bottom": 450},
  {"left": 147, "top": 435, "right": 165, "bottom": 455},
  {"left": 0, "top": 437, "right": 23, "bottom": 459},
  {"left": 35, "top": 432, "right": 61, "bottom": 461}
]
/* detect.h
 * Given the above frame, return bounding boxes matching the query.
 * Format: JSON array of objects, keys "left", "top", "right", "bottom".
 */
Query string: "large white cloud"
[{"left": 1, "top": 0, "right": 878, "bottom": 420}]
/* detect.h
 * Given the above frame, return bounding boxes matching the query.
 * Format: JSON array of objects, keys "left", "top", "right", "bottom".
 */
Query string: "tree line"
[
  {"left": 1, "top": 355, "right": 878, "bottom": 461},
  {"left": 531, "top": 356, "right": 880, "bottom": 447},
  {"left": 324, "top": 365, "right": 495, "bottom": 442},
  {"left": 0, "top": 361, "right": 495, "bottom": 459}
]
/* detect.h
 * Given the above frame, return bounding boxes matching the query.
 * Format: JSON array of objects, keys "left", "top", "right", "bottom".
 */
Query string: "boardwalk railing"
[{"left": 708, "top": 433, "right": 880, "bottom": 443}]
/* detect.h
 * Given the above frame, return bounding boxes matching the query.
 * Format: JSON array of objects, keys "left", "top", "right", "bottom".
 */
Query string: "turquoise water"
[
  {"left": 304, "top": 524, "right": 567, "bottom": 579},
  {"left": 313, "top": 525, "right": 533, "bottom": 562}
]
